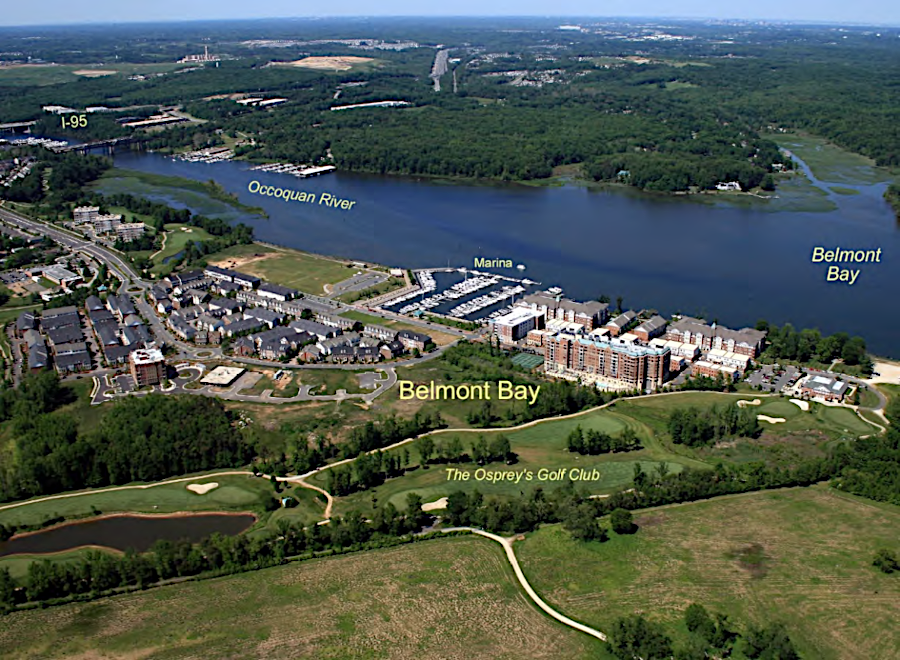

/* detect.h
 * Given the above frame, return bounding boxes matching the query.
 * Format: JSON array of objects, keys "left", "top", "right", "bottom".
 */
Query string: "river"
[{"left": 103, "top": 151, "right": 898, "bottom": 357}]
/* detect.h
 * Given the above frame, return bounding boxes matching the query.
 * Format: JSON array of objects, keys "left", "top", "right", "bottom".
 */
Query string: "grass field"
[
  {"left": 218, "top": 247, "right": 356, "bottom": 294},
  {"left": 316, "top": 403, "right": 709, "bottom": 516},
  {"left": 150, "top": 223, "right": 214, "bottom": 271},
  {"left": 517, "top": 486, "right": 900, "bottom": 660},
  {"left": 0, "top": 62, "right": 185, "bottom": 86},
  {"left": 299, "top": 369, "right": 371, "bottom": 395},
  {"left": 0, "top": 536, "right": 608, "bottom": 660},
  {"left": 0, "top": 473, "right": 274, "bottom": 530}
]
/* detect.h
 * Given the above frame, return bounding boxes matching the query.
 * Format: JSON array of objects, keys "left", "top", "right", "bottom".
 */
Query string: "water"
[
  {"left": 105, "top": 151, "right": 898, "bottom": 356},
  {"left": 0, "top": 513, "right": 257, "bottom": 556}
]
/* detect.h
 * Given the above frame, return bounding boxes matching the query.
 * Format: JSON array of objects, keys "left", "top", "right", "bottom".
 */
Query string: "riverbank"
[{"left": 94, "top": 168, "right": 269, "bottom": 218}]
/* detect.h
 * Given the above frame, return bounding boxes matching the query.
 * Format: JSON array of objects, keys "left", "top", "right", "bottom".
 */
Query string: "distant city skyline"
[{"left": 1, "top": 1, "right": 899, "bottom": 28}]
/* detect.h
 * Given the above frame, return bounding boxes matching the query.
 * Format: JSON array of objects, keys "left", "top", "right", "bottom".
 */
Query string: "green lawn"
[
  {"left": 612, "top": 392, "right": 873, "bottom": 468},
  {"left": 146, "top": 224, "right": 213, "bottom": 273},
  {"left": 219, "top": 248, "right": 354, "bottom": 294},
  {"left": 0, "top": 536, "right": 608, "bottom": 660},
  {"left": 317, "top": 404, "right": 708, "bottom": 516},
  {"left": 0, "top": 473, "right": 274, "bottom": 530},
  {"left": 518, "top": 486, "right": 900, "bottom": 660}
]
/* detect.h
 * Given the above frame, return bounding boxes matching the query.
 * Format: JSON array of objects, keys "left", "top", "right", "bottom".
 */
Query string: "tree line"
[
  {"left": 756, "top": 320, "right": 870, "bottom": 371},
  {"left": 0, "top": 492, "right": 439, "bottom": 613},
  {"left": 609, "top": 603, "right": 800, "bottom": 660},
  {"left": 667, "top": 405, "right": 762, "bottom": 447},
  {"left": 566, "top": 425, "right": 642, "bottom": 454}
]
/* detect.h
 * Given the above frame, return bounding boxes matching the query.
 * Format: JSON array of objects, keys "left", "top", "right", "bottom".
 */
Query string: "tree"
[
  {"left": 609, "top": 615, "right": 673, "bottom": 660},
  {"left": 564, "top": 502, "right": 608, "bottom": 542},
  {"left": 743, "top": 623, "right": 799, "bottom": 660},
  {"left": 610, "top": 508, "right": 635, "bottom": 534},
  {"left": 0, "top": 567, "right": 15, "bottom": 612},
  {"left": 684, "top": 603, "right": 715, "bottom": 640},
  {"left": 873, "top": 548, "right": 899, "bottom": 574},
  {"left": 417, "top": 436, "right": 435, "bottom": 465}
]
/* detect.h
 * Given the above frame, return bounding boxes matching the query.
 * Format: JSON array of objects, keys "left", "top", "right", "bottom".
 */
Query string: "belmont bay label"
[{"left": 398, "top": 380, "right": 540, "bottom": 405}]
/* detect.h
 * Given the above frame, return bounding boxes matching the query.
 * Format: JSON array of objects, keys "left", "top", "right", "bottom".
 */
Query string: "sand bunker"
[
  {"left": 186, "top": 482, "right": 219, "bottom": 495},
  {"left": 74, "top": 69, "right": 117, "bottom": 77},
  {"left": 757, "top": 415, "right": 786, "bottom": 424},
  {"left": 736, "top": 399, "right": 762, "bottom": 408},
  {"left": 288, "top": 56, "right": 373, "bottom": 71},
  {"left": 421, "top": 497, "right": 448, "bottom": 512},
  {"left": 790, "top": 399, "right": 810, "bottom": 411}
]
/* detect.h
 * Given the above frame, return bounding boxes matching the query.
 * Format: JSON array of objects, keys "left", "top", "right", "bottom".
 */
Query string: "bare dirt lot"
[{"left": 287, "top": 56, "right": 374, "bottom": 71}]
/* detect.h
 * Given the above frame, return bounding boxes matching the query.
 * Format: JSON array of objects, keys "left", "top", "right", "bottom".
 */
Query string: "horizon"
[{"left": 2, "top": 2, "right": 899, "bottom": 30}]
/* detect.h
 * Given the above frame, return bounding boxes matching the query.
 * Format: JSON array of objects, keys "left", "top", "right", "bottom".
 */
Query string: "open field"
[
  {"left": 299, "top": 369, "right": 372, "bottom": 395},
  {"left": 518, "top": 486, "right": 900, "bottom": 660},
  {"left": 315, "top": 404, "right": 710, "bottom": 516},
  {"left": 285, "top": 56, "right": 375, "bottom": 71},
  {"left": 0, "top": 62, "right": 185, "bottom": 86},
  {"left": 0, "top": 536, "right": 608, "bottom": 660},
  {"left": 217, "top": 247, "right": 356, "bottom": 294}
]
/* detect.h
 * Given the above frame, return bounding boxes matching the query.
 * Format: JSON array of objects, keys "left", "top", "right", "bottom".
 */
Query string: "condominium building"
[
  {"left": 515, "top": 292, "right": 608, "bottom": 330},
  {"left": 491, "top": 307, "right": 544, "bottom": 343},
  {"left": 93, "top": 213, "right": 122, "bottom": 234},
  {"left": 73, "top": 206, "right": 99, "bottom": 223},
  {"left": 544, "top": 331, "right": 670, "bottom": 391},
  {"left": 665, "top": 317, "right": 766, "bottom": 358},
  {"left": 115, "top": 222, "right": 145, "bottom": 241},
  {"left": 129, "top": 347, "right": 166, "bottom": 387}
]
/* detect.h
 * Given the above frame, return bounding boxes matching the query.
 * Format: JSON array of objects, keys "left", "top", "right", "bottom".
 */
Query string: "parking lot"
[{"left": 746, "top": 364, "right": 802, "bottom": 392}]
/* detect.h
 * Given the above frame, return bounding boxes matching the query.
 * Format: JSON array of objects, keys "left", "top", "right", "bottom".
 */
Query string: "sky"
[{"left": 1, "top": 1, "right": 898, "bottom": 28}]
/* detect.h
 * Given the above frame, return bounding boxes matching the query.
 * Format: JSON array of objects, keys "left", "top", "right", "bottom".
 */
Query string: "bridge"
[
  {"left": 0, "top": 120, "right": 38, "bottom": 134},
  {"left": 49, "top": 136, "right": 136, "bottom": 154}
]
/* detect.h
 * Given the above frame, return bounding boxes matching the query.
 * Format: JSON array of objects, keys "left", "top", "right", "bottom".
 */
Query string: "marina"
[
  {"left": 173, "top": 146, "right": 235, "bottom": 163},
  {"left": 248, "top": 162, "right": 337, "bottom": 178},
  {"left": 380, "top": 268, "right": 538, "bottom": 322}
]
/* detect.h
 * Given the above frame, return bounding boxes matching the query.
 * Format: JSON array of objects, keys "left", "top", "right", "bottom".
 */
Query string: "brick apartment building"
[
  {"left": 543, "top": 332, "right": 670, "bottom": 391},
  {"left": 129, "top": 347, "right": 166, "bottom": 387}
]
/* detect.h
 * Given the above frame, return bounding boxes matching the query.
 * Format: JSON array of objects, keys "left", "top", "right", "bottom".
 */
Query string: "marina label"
[
  {"left": 445, "top": 467, "right": 602, "bottom": 483},
  {"left": 398, "top": 380, "right": 540, "bottom": 405},
  {"left": 247, "top": 180, "right": 356, "bottom": 209},
  {"left": 474, "top": 257, "right": 513, "bottom": 268}
]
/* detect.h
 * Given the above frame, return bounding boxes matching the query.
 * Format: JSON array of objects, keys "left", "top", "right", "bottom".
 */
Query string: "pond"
[{"left": 0, "top": 513, "right": 257, "bottom": 556}]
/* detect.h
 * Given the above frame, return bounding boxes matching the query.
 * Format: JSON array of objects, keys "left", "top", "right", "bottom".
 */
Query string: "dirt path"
[
  {"left": 290, "top": 478, "right": 334, "bottom": 519},
  {"left": 440, "top": 527, "right": 607, "bottom": 642}
]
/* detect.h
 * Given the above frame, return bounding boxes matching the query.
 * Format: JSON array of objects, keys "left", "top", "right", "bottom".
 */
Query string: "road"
[
  {"left": 0, "top": 205, "right": 472, "bottom": 380},
  {"left": 438, "top": 527, "right": 607, "bottom": 642},
  {"left": 430, "top": 49, "right": 450, "bottom": 92}
]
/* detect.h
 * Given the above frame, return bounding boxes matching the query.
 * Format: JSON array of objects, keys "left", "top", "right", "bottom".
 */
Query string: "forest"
[
  {"left": 0, "top": 377, "right": 252, "bottom": 504},
  {"left": 1, "top": 20, "right": 897, "bottom": 192},
  {"left": 756, "top": 320, "right": 871, "bottom": 371}
]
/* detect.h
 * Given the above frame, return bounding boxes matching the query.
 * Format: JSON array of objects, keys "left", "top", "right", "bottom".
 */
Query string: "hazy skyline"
[{"left": 1, "top": 1, "right": 899, "bottom": 28}]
